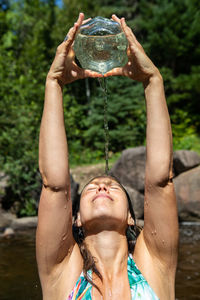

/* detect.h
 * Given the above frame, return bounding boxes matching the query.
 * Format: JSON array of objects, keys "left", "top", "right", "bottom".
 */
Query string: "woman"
[{"left": 36, "top": 13, "right": 179, "bottom": 300}]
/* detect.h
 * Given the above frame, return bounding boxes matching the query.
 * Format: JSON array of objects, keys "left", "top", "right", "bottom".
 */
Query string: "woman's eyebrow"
[
  {"left": 82, "top": 181, "right": 122, "bottom": 194},
  {"left": 110, "top": 182, "right": 121, "bottom": 185},
  {"left": 96, "top": 181, "right": 120, "bottom": 186},
  {"left": 86, "top": 179, "right": 121, "bottom": 187},
  {"left": 84, "top": 182, "right": 98, "bottom": 190},
  {"left": 87, "top": 182, "right": 98, "bottom": 186}
]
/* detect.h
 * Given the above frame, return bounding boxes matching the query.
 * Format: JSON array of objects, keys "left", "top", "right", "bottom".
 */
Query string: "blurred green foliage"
[{"left": 0, "top": 0, "right": 199, "bottom": 216}]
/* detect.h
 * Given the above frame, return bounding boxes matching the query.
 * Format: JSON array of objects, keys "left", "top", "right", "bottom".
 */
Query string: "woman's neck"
[{"left": 84, "top": 230, "right": 129, "bottom": 279}]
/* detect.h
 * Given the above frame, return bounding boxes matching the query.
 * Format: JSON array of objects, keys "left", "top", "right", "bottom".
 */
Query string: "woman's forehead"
[{"left": 89, "top": 176, "right": 119, "bottom": 185}]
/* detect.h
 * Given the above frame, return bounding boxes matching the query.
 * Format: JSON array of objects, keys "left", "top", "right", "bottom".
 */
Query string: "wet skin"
[
  {"left": 37, "top": 12, "right": 178, "bottom": 300},
  {"left": 77, "top": 177, "right": 134, "bottom": 234}
]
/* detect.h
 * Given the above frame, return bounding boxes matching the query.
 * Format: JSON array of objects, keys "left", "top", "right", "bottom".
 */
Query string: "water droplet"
[{"left": 191, "top": 259, "right": 195, "bottom": 264}]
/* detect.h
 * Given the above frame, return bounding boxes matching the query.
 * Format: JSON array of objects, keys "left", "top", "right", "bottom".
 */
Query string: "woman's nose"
[{"left": 97, "top": 183, "right": 108, "bottom": 192}]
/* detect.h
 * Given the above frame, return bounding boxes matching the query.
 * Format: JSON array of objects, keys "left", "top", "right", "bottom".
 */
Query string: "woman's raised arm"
[
  {"left": 36, "top": 13, "right": 102, "bottom": 291},
  {"left": 106, "top": 15, "right": 179, "bottom": 278}
]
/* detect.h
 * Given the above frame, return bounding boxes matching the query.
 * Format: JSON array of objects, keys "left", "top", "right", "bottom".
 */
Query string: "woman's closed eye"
[
  {"left": 86, "top": 185, "right": 97, "bottom": 191},
  {"left": 110, "top": 185, "right": 121, "bottom": 190}
]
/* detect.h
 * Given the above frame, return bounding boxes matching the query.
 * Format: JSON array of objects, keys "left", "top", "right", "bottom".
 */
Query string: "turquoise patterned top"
[{"left": 67, "top": 254, "right": 159, "bottom": 300}]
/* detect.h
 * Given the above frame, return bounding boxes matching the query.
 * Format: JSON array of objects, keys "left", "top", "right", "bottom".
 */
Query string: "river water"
[{"left": 0, "top": 223, "right": 199, "bottom": 300}]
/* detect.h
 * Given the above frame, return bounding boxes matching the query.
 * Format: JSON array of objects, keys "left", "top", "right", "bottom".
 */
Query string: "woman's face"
[{"left": 77, "top": 176, "right": 133, "bottom": 232}]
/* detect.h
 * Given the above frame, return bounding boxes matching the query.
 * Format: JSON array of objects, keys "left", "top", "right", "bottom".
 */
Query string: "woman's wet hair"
[{"left": 72, "top": 175, "right": 141, "bottom": 291}]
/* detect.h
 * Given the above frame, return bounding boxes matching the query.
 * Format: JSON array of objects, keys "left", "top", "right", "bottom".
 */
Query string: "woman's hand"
[
  {"left": 105, "top": 15, "right": 161, "bottom": 84},
  {"left": 47, "top": 13, "right": 102, "bottom": 86}
]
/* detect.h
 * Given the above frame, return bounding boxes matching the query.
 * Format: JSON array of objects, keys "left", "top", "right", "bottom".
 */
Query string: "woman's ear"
[
  {"left": 128, "top": 211, "right": 135, "bottom": 226},
  {"left": 76, "top": 212, "right": 82, "bottom": 227}
]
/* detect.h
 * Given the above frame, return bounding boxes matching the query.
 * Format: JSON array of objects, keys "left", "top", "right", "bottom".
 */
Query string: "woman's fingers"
[
  {"left": 82, "top": 18, "right": 92, "bottom": 25},
  {"left": 64, "top": 13, "right": 84, "bottom": 47},
  {"left": 70, "top": 62, "right": 103, "bottom": 79},
  {"left": 112, "top": 16, "right": 140, "bottom": 52},
  {"left": 112, "top": 15, "right": 136, "bottom": 45},
  {"left": 120, "top": 18, "right": 146, "bottom": 56},
  {"left": 104, "top": 67, "right": 124, "bottom": 77},
  {"left": 76, "top": 12, "right": 85, "bottom": 27},
  {"left": 112, "top": 14, "right": 121, "bottom": 24},
  {"left": 120, "top": 18, "right": 137, "bottom": 44},
  {"left": 65, "top": 26, "right": 77, "bottom": 43},
  {"left": 82, "top": 69, "right": 103, "bottom": 78}
]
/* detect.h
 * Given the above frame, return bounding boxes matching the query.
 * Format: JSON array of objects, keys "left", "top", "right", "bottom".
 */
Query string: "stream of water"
[
  {"left": 98, "top": 77, "right": 109, "bottom": 174},
  {"left": 0, "top": 223, "right": 200, "bottom": 300}
]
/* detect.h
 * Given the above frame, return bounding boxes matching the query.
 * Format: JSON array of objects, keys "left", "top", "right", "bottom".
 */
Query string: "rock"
[
  {"left": 124, "top": 186, "right": 144, "bottom": 219},
  {"left": 0, "top": 172, "right": 9, "bottom": 203},
  {"left": 11, "top": 216, "right": 38, "bottom": 230},
  {"left": 70, "top": 163, "right": 105, "bottom": 192},
  {"left": 3, "top": 227, "right": 15, "bottom": 238},
  {"left": 0, "top": 209, "right": 16, "bottom": 230},
  {"left": 174, "top": 166, "right": 200, "bottom": 221},
  {"left": 109, "top": 147, "right": 146, "bottom": 193},
  {"left": 173, "top": 150, "right": 200, "bottom": 176}
]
